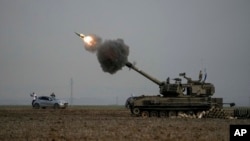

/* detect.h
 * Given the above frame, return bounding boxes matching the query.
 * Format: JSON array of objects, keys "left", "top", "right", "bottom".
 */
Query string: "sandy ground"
[{"left": 0, "top": 106, "right": 249, "bottom": 141}]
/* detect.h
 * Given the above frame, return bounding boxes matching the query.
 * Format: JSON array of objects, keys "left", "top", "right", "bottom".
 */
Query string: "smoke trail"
[{"left": 97, "top": 39, "right": 129, "bottom": 74}]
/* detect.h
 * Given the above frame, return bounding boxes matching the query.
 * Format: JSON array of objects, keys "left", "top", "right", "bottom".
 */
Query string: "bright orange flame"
[{"left": 83, "top": 36, "right": 95, "bottom": 46}]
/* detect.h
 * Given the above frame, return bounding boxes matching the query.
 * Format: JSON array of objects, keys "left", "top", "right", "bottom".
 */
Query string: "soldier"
[
  {"left": 50, "top": 92, "right": 56, "bottom": 98},
  {"left": 30, "top": 92, "right": 37, "bottom": 106},
  {"left": 198, "top": 70, "right": 203, "bottom": 82},
  {"left": 166, "top": 77, "right": 170, "bottom": 84}
]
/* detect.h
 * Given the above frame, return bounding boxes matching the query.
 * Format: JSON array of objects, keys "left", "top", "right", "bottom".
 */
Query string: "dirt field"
[{"left": 0, "top": 106, "right": 249, "bottom": 141}]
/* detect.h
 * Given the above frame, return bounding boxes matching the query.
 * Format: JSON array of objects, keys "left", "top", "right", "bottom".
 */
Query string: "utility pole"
[{"left": 70, "top": 78, "right": 73, "bottom": 106}]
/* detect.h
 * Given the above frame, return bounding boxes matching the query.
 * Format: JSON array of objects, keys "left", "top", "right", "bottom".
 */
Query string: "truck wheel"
[{"left": 33, "top": 103, "right": 40, "bottom": 109}]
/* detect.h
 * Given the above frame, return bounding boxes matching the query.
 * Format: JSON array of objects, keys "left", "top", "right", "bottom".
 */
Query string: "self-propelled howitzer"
[{"left": 125, "top": 62, "right": 223, "bottom": 118}]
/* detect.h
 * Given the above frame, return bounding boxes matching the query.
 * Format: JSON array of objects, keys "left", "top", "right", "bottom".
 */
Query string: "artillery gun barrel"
[{"left": 125, "top": 62, "right": 162, "bottom": 86}]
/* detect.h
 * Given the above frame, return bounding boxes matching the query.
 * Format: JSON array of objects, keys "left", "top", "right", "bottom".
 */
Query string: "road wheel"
[
  {"left": 159, "top": 111, "right": 167, "bottom": 118},
  {"left": 168, "top": 111, "right": 176, "bottom": 118},
  {"left": 133, "top": 108, "right": 140, "bottom": 116},
  {"left": 150, "top": 111, "right": 158, "bottom": 117},
  {"left": 141, "top": 111, "right": 149, "bottom": 118},
  {"left": 54, "top": 103, "right": 59, "bottom": 109},
  {"left": 33, "top": 103, "right": 40, "bottom": 109}
]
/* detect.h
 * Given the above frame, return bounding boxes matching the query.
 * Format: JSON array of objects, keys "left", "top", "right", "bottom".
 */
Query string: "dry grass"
[{"left": 0, "top": 106, "right": 249, "bottom": 141}]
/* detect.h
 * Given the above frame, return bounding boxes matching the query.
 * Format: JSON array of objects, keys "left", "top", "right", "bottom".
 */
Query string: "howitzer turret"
[{"left": 125, "top": 62, "right": 215, "bottom": 97}]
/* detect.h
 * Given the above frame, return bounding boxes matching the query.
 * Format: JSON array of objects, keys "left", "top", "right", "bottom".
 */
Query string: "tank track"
[{"left": 131, "top": 106, "right": 250, "bottom": 119}]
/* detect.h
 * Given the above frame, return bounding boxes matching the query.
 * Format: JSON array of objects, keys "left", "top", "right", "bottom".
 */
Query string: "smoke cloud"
[
  {"left": 97, "top": 39, "right": 129, "bottom": 74},
  {"left": 83, "top": 35, "right": 129, "bottom": 74}
]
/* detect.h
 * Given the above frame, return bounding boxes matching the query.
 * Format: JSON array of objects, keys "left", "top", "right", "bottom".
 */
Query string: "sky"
[{"left": 0, "top": 0, "right": 249, "bottom": 106}]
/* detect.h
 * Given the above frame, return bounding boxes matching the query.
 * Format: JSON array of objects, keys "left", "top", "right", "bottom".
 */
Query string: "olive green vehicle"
[{"left": 125, "top": 62, "right": 226, "bottom": 118}]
